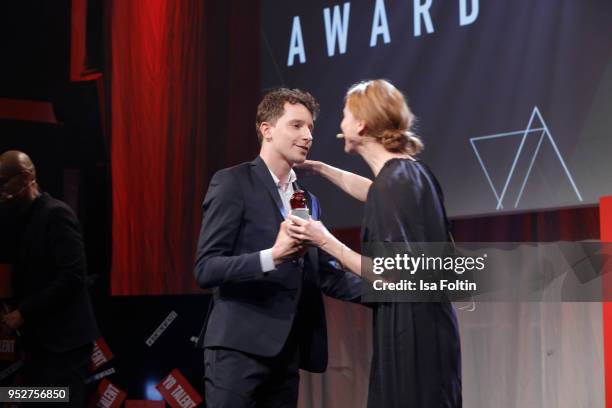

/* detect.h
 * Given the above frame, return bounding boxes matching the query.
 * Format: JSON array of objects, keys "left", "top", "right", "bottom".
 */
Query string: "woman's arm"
[
  {"left": 299, "top": 160, "right": 372, "bottom": 202},
  {"left": 287, "top": 214, "right": 364, "bottom": 276}
]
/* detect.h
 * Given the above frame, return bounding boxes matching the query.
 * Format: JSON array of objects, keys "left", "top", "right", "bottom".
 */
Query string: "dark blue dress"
[{"left": 362, "top": 158, "right": 462, "bottom": 407}]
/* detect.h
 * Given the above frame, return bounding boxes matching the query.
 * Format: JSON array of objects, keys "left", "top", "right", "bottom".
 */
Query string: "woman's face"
[{"left": 340, "top": 104, "right": 364, "bottom": 154}]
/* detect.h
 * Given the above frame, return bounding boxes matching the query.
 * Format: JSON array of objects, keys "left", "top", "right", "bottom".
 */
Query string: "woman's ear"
[{"left": 357, "top": 120, "right": 367, "bottom": 136}]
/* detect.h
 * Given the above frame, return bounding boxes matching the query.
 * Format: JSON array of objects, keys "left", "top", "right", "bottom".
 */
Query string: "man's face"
[
  {"left": 0, "top": 166, "right": 29, "bottom": 208},
  {"left": 264, "top": 102, "right": 314, "bottom": 165}
]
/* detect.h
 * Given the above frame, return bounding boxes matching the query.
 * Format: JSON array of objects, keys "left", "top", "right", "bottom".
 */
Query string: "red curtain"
[
  {"left": 110, "top": 0, "right": 205, "bottom": 294},
  {"left": 108, "top": 0, "right": 259, "bottom": 295}
]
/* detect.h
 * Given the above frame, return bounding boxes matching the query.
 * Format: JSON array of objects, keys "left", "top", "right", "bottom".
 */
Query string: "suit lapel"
[{"left": 251, "top": 156, "right": 284, "bottom": 221}]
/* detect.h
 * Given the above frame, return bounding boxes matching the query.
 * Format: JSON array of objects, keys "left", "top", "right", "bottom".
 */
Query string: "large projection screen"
[{"left": 261, "top": 0, "right": 612, "bottom": 227}]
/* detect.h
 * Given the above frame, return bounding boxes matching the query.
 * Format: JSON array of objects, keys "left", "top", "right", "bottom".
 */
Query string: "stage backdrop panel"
[{"left": 261, "top": 0, "right": 612, "bottom": 226}]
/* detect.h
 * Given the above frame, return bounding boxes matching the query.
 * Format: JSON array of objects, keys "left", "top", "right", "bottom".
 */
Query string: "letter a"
[
  {"left": 370, "top": 0, "right": 391, "bottom": 47},
  {"left": 287, "top": 16, "right": 306, "bottom": 67}
]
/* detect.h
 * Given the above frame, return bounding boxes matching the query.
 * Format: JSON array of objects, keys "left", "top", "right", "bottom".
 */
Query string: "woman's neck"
[{"left": 358, "top": 140, "right": 413, "bottom": 176}]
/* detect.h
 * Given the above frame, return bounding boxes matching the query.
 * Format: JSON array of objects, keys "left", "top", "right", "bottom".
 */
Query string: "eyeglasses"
[{"left": 0, "top": 173, "right": 25, "bottom": 192}]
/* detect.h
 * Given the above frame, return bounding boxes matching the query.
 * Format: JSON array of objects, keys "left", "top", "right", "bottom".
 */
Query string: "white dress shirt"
[{"left": 259, "top": 168, "right": 298, "bottom": 272}]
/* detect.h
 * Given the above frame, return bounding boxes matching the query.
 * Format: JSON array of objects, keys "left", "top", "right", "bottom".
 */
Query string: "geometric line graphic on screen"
[{"left": 470, "top": 106, "right": 583, "bottom": 210}]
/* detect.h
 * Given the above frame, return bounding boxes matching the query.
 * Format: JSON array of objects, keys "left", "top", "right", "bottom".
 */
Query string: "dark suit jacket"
[
  {"left": 194, "top": 157, "right": 362, "bottom": 373},
  {"left": 9, "top": 193, "right": 99, "bottom": 352}
]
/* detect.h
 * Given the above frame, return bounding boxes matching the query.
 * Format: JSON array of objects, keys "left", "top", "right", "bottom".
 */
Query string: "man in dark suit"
[
  {"left": 195, "top": 89, "right": 362, "bottom": 407},
  {"left": 0, "top": 150, "right": 99, "bottom": 407}
]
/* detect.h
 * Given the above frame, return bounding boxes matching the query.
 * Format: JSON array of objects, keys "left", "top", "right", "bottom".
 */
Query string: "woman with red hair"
[{"left": 289, "top": 79, "right": 462, "bottom": 407}]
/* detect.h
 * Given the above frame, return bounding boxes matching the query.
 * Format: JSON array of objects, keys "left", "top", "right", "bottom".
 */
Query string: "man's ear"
[
  {"left": 22, "top": 169, "right": 35, "bottom": 183},
  {"left": 260, "top": 122, "right": 273, "bottom": 141}
]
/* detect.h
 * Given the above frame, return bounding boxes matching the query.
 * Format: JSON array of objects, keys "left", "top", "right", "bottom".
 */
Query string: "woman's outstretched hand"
[
  {"left": 288, "top": 214, "right": 363, "bottom": 276},
  {"left": 287, "top": 214, "right": 333, "bottom": 249},
  {"left": 293, "top": 160, "right": 322, "bottom": 178}
]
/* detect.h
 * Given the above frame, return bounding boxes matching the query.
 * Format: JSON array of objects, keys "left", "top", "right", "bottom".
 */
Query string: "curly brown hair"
[{"left": 255, "top": 88, "right": 320, "bottom": 142}]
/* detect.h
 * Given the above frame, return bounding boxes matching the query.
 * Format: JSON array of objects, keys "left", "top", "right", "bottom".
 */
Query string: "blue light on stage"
[{"left": 145, "top": 380, "right": 163, "bottom": 400}]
